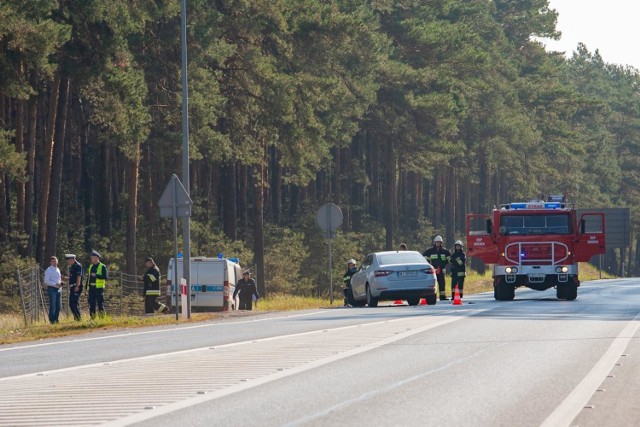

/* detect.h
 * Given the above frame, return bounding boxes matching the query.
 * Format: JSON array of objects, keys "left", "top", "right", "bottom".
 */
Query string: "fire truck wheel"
[
  {"left": 494, "top": 277, "right": 515, "bottom": 301},
  {"left": 556, "top": 285, "right": 567, "bottom": 300},
  {"left": 565, "top": 283, "right": 577, "bottom": 300}
]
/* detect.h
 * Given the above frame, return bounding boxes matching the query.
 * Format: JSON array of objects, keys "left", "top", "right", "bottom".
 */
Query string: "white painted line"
[
  {"left": 0, "top": 310, "right": 329, "bottom": 352},
  {"left": 0, "top": 309, "right": 462, "bottom": 382},
  {"left": 541, "top": 312, "right": 640, "bottom": 426},
  {"left": 107, "top": 308, "right": 490, "bottom": 426}
]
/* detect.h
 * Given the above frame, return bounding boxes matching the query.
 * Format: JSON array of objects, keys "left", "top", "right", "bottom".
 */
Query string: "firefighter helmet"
[
  {"left": 434, "top": 235, "right": 443, "bottom": 243},
  {"left": 454, "top": 240, "right": 463, "bottom": 247},
  {"left": 347, "top": 258, "right": 357, "bottom": 265}
]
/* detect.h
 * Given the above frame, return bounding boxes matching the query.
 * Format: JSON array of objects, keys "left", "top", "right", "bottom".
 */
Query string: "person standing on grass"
[
  {"left": 44, "top": 256, "right": 63, "bottom": 324},
  {"left": 142, "top": 257, "right": 169, "bottom": 315},
  {"left": 86, "top": 249, "right": 107, "bottom": 318},
  {"left": 233, "top": 270, "right": 259, "bottom": 310},
  {"left": 65, "top": 254, "right": 83, "bottom": 321}
]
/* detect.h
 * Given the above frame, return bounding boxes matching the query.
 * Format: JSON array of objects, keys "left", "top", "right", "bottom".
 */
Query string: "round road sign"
[{"left": 316, "top": 203, "right": 343, "bottom": 233}]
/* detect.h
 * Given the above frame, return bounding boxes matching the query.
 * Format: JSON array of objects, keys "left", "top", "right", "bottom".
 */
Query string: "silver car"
[{"left": 350, "top": 251, "right": 438, "bottom": 307}]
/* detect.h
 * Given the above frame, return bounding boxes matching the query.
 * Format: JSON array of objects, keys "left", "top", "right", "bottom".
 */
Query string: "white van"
[{"left": 167, "top": 256, "right": 242, "bottom": 312}]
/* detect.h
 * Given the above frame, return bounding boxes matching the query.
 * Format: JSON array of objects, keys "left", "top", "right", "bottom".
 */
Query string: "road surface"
[{"left": 0, "top": 279, "right": 639, "bottom": 426}]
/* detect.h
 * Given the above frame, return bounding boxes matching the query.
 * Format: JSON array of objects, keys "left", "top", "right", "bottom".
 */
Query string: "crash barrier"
[{"left": 16, "top": 267, "right": 146, "bottom": 326}]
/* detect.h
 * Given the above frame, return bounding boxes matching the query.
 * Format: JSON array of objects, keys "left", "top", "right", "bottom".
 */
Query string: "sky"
[{"left": 543, "top": 0, "right": 640, "bottom": 69}]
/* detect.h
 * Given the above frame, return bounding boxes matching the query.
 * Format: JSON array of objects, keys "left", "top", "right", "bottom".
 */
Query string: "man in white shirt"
[{"left": 44, "top": 256, "right": 63, "bottom": 324}]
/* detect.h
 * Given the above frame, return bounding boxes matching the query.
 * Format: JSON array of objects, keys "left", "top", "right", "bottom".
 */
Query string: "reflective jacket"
[
  {"left": 87, "top": 263, "right": 107, "bottom": 288},
  {"left": 143, "top": 265, "right": 161, "bottom": 296},
  {"left": 422, "top": 246, "right": 451, "bottom": 272},
  {"left": 449, "top": 250, "right": 466, "bottom": 277},
  {"left": 342, "top": 268, "right": 357, "bottom": 287}
]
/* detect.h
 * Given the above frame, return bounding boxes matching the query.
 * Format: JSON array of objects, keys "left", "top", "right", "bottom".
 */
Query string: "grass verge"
[{"left": 0, "top": 265, "right": 614, "bottom": 345}]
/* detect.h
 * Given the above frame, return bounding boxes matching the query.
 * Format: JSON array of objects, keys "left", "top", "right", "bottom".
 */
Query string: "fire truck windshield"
[{"left": 499, "top": 214, "right": 571, "bottom": 235}]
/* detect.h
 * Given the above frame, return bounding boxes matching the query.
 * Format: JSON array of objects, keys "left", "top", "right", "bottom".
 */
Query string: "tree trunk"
[
  {"left": 253, "top": 154, "right": 266, "bottom": 298},
  {"left": 445, "top": 164, "right": 456, "bottom": 244},
  {"left": 270, "top": 146, "right": 282, "bottom": 224},
  {"left": 238, "top": 164, "right": 248, "bottom": 237},
  {"left": 384, "top": 139, "right": 396, "bottom": 250},
  {"left": 15, "top": 99, "right": 25, "bottom": 234},
  {"left": 222, "top": 162, "right": 237, "bottom": 239},
  {"left": 45, "top": 77, "right": 70, "bottom": 260},
  {"left": 0, "top": 173, "right": 6, "bottom": 242},
  {"left": 24, "top": 94, "right": 38, "bottom": 258},
  {"left": 37, "top": 73, "right": 62, "bottom": 262},
  {"left": 126, "top": 149, "right": 140, "bottom": 276}
]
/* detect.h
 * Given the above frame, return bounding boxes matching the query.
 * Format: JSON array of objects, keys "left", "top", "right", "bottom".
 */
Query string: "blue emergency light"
[{"left": 510, "top": 203, "right": 528, "bottom": 209}]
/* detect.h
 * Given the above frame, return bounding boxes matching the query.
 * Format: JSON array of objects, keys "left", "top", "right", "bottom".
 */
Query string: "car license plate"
[
  {"left": 528, "top": 273, "right": 545, "bottom": 278},
  {"left": 397, "top": 271, "right": 417, "bottom": 277}
]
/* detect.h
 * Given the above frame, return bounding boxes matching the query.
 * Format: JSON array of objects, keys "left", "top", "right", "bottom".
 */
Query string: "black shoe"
[{"left": 440, "top": 296, "right": 448, "bottom": 301}]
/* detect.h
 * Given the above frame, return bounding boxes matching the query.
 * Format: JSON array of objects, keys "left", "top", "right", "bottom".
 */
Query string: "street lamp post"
[{"left": 180, "top": 0, "right": 191, "bottom": 318}]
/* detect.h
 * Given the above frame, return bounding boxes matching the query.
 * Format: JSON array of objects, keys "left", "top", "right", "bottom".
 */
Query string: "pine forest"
[{"left": 1, "top": 0, "right": 640, "bottom": 302}]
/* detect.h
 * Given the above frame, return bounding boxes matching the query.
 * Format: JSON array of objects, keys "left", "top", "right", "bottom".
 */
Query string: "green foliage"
[{"left": 2, "top": 0, "right": 640, "bottom": 303}]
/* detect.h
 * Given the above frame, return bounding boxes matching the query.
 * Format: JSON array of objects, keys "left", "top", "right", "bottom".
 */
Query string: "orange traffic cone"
[
  {"left": 419, "top": 298, "right": 426, "bottom": 305},
  {"left": 452, "top": 285, "right": 462, "bottom": 305},
  {"left": 394, "top": 299, "right": 403, "bottom": 305}
]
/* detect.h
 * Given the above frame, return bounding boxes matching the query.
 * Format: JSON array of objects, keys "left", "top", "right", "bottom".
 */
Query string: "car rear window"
[{"left": 378, "top": 252, "right": 426, "bottom": 266}]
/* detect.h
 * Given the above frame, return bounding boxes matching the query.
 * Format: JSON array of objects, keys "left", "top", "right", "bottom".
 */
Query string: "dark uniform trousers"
[
  {"left": 450, "top": 251, "right": 466, "bottom": 298},
  {"left": 88, "top": 286, "right": 105, "bottom": 318},
  {"left": 69, "top": 285, "right": 83, "bottom": 321}
]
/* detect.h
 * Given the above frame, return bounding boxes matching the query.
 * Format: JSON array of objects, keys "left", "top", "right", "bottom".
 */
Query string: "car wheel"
[
  {"left": 407, "top": 297, "right": 420, "bottom": 306},
  {"left": 366, "top": 285, "right": 378, "bottom": 307},
  {"left": 426, "top": 295, "right": 437, "bottom": 305}
]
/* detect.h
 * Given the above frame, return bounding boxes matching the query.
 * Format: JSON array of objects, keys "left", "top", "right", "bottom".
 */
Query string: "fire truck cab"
[{"left": 466, "top": 196, "right": 605, "bottom": 301}]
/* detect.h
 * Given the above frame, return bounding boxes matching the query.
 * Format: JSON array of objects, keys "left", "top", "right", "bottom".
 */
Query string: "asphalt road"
[{"left": 1, "top": 279, "right": 639, "bottom": 426}]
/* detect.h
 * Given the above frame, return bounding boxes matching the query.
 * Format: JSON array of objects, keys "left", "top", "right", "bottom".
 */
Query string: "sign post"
[
  {"left": 158, "top": 174, "right": 192, "bottom": 319},
  {"left": 316, "top": 203, "right": 343, "bottom": 304}
]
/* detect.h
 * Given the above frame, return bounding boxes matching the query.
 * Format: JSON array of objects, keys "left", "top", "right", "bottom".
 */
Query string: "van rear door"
[{"left": 193, "top": 260, "right": 225, "bottom": 310}]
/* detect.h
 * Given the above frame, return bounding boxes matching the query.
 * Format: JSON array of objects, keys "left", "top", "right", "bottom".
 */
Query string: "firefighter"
[
  {"left": 65, "top": 254, "right": 83, "bottom": 321},
  {"left": 342, "top": 258, "right": 358, "bottom": 306},
  {"left": 142, "top": 257, "right": 169, "bottom": 315},
  {"left": 233, "top": 270, "right": 259, "bottom": 310},
  {"left": 449, "top": 240, "right": 466, "bottom": 299},
  {"left": 86, "top": 250, "right": 107, "bottom": 318},
  {"left": 422, "top": 235, "right": 451, "bottom": 300}
]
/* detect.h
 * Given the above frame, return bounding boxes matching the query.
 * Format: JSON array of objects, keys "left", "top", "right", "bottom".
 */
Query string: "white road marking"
[
  {"left": 541, "top": 312, "right": 640, "bottom": 426},
  {"left": 0, "top": 310, "right": 329, "bottom": 352},
  {"left": 106, "top": 308, "right": 490, "bottom": 426}
]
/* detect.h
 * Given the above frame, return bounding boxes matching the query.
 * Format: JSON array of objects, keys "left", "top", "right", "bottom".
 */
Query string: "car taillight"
[
  {"left": 421, "top": 268, "right": 434, "bottom": 274},
  {"left": 374, "top": 270, "right": 392, "bottom": 277}
]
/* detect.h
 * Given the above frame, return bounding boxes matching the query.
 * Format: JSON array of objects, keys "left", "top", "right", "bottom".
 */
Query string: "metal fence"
[{"left": 16, "top": 268, "right": 147, "bottom": 326}]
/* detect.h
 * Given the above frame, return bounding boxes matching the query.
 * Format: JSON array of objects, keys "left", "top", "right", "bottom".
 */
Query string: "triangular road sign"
[{"left": 158, "top": 174, "right": 193, "bottom": 218}]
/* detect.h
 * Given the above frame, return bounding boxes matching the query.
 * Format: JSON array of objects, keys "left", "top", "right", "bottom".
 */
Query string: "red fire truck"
[{"left": 466, "top": 196, "right": 606, "bottom": 301}]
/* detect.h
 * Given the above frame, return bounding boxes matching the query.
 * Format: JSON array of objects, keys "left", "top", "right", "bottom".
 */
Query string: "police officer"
[
  {"left": 65, "top": 254, "right": 83, "bottom": 321},
  {"left": 342, "top": 258, "right": 358, "bottom": 306},
  {"left": 86, "top": 249, "right": 107, "bottom": 318},
  {"left": 233, "top": 270, "right": 259, "bottom": 310},
  {"left": 142, "top": 257, "right": 169, "bottom": 315},
  {"left": 449, "top": 240, "right": 466, "bottom": 299},
  {"left": 422, "top": 235, "right": 451, "bottom": 300}
]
